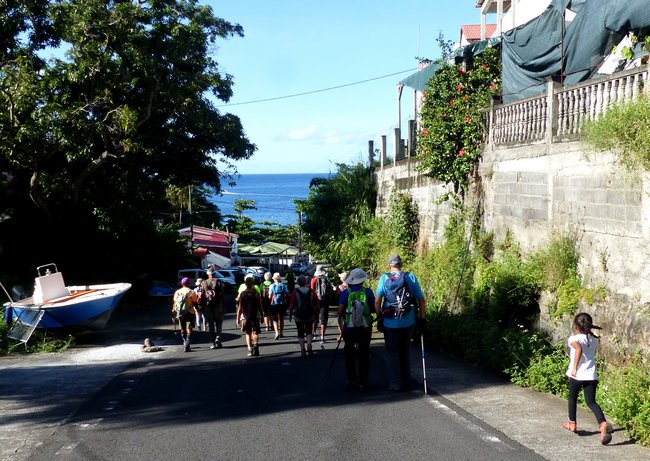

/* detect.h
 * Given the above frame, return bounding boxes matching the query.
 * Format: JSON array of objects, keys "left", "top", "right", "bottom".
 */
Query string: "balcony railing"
[{"left": 490, "top": 65, "right": 650, "bottom": 146}]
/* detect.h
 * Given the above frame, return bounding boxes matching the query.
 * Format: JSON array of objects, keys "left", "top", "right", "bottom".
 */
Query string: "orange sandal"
[
  {"left": 563, "top": 421, "right": 577, "bottom": 432},
  {"left": 600, "top": 421, "right": 613, "bottom": 445}
]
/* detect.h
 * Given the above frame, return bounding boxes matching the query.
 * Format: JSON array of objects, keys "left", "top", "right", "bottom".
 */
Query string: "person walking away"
[
  {"left": 261, "top": 271, "right": 273, "bottom": 331},
  {"left": 563, "top": 312, "right": 613, "bottom": 445},
  {"left": 268, "top": 272, "right": 289, "bottom": 340},
  {"left": 172, "top": 277, "right": 199, "bottom": 352},
  {"left": 289, "top": 275, "right": 320, "bottom": 357},
  {"left": 334, "top": 271, "right": 348, "bottom": 342},
  {"left": 236, "top": 273, "right": 260, "bottom": 301},
  {"left": 374, "top": 254, "right": 426, "bottom": 391},
  {"left": 236, "top": 277, "right": 263, "bottom": 357},
  {"left": 194, "top": 278, "right": 207, "bottom": 332},
  {"left": 311, "top": 265, "right": 334, "bottom": 347},
  {"left": 201, "top": 268, "right": 226, "bottom": 349},
  {"left": 286, "top": 270, "right": 296, "bottom": 294},
  {"left": 337, "top": 268, "right": 375, "bottom": 390}
]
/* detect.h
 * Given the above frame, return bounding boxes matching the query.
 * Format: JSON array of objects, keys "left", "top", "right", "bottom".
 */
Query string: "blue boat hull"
[{"left": 10, "top": 283, "right": 131, "bottom": 331}]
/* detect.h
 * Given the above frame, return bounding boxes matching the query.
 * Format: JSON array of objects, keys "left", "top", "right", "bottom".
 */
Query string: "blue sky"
[{"left": 209, "top": 1, "right": 483, "bottom": 174}]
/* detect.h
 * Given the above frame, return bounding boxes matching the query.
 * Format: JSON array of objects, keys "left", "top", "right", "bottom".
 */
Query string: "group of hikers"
[{"left": 171, "top": 253, "right": 426, "bottom": 392}]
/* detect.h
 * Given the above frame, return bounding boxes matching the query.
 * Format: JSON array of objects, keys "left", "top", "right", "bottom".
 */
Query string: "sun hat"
[
  {"left": 314, "top": 265, "right": 327, "bottom": 277},
  {"left": 195, "top": 278, "right": 204, "bottom": 286},
  {"left": 264, "top": 272, "right": 272, "bottom": 281},
  {"left": 339, "top": 272, "right": 348, "bottom": 283},
  {"left": 345, "top": 268, "right": 369, "bottom": 285},
  {"left": 244, "top": 273, "right": 254, "bottom": 281},
  {"left": 181, "top": 277, "right": 191, "bottom": 287},
  {"left": 388, "top": 254, "right": 402, "bottom": 267},
  {"left": 272, "top": 272, "right": 282, "bottom": 281},
  {"left": 206, "top": 268, "right": 214, "bottom": 275}
]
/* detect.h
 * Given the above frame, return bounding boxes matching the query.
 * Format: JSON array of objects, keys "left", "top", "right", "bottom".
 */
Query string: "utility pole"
[
  {"left": 297, "top": 210, "right": 303, "bottom": 260},
  {"left": 188, "top": 185, "right": 193, "bottom": 254}
]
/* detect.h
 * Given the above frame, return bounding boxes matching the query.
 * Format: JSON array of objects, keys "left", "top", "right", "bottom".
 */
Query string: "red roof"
[
  {"left": 460, "top": 24, "right": 497, "bottom": 42},
  {"left": 178, "top": 226, "right": 235, "bottom": 251}
]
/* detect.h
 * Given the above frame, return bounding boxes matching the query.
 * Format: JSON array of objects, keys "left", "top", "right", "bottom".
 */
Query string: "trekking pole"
[
  {"left": 326, "top": 333, "right": 343, "bottom": 381},
  {"left": 420, "top": 332, "right": 428, "bottom": 395}
]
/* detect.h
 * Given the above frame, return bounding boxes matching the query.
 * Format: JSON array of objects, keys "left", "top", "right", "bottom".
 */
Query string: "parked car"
[
  {"left": 289, "top": 262, "right": 308, "bottom": 274},
  {"left": 216, "top": 268, "right": 246, "bottom": 286},
  {"left": 268, "top": 263, "right": 290, "bottom": 276},
  {"left": 177, "top": 268, "right": 235, "bottom": 292},
  {"left": 247, "top": 266, "right": 270, "bottom": 276}
]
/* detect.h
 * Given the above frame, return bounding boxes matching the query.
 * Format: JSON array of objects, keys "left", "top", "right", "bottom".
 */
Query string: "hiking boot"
[
  {"left": 253, "top": 346, "right": 259, "bottom": 356},
  {"left": 600, "top": 421, "right": 613, "bottom": 445},
  {"left": 210, "top": 344, "right": 216, "bottom": 350},
  {"left": 320, "top": 339, "right": 325, "bottom": 349},
  {"left": 301, "top": 350, "right": 307, "bottom": 358},
  {"left": 307, "top": 347, "right": 313, "bottom": 357},
  {"left": 247, "top": 349, "right": 253, "bottom": 357},
  {"left": 562, "top": 421, "right": 577, "bottom": 433},
  {"left": 274, "top": 333, "right": 280, "bottom": 340},
  {"left": 184, "top": 341, "right": 191, "bottom": 352},
  {"left": 216, "top": 340, "right": 223, "bottom": 349}
]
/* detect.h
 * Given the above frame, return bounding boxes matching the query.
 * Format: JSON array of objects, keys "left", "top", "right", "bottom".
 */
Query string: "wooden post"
[{"left": 368, "top": 140, "right": 375, "bottom": 184}]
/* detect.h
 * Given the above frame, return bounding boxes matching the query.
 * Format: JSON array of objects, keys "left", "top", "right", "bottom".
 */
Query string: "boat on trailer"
[{"left": 3, "top": 264, "right": 131, "bottom": 340}]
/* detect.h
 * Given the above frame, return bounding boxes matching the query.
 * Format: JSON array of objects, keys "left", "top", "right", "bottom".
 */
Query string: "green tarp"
[
  {"left": 238, "top": 242, "right": 299, "bottom": 257},
  {"left": 502, "top": 0, "right": 650, "bottom": 102}
]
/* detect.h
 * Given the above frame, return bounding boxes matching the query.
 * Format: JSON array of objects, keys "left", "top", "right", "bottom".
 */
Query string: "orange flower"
[
  {"left": 464, "top": 116, "right": 471, "bottom": 122},
  {"left": 458, "top": 149, "right": 465, "bottom": 157},
  {"left": 421, "top": 128, "right": 427, "bottom": 137}
]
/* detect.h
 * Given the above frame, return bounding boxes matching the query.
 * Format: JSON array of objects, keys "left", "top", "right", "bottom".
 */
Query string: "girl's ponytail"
[{"left": 573, "top": 312, "right": 601, "bottom": 343}]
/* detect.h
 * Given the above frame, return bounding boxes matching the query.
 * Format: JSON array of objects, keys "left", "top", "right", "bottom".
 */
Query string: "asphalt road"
[{"left": 1, "top": 297, "right": 648, "bottom": 461}]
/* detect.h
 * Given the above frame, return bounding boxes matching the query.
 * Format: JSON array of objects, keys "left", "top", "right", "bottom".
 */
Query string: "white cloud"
[{"left": 284, "top": 124, "right": 319, "bottom": 141}]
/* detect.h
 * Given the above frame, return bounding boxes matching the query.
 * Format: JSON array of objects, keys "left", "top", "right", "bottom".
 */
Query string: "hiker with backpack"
[
  {"left": 236, "top": 276, "right": 263, "bottom": 357},
  {"left": 311, "top": 265, "right": 335, "bottom": 348},
  {"left": 201, "top": 268, "right": 226, "bottom": 350},
  {"left": 334, "top": 271, "right": 349, "bottom": 342},
  {"left": 261, "top": 271, "right": 273, "bottom": 331},
  {"left": 172, "top": 277, "right": 199, "bottom": 352},
  {"left": 268, "top": 272, "right": 289, "bottom": 340},
  {"left": 288, "top": 275, "right": 320, "bottom": 357},
  {"left": 374, "top": 254, "right": 426, "bottom": 391},
  {"left": 337, "top": 268, "right": 376, "bottom": 391}
]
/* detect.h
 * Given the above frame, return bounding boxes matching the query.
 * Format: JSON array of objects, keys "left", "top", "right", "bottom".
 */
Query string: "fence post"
[
  {"left": 546, "top": 77, "right": 561, "bottom": 144},
  {"left": 393, "top": 127, "right": 401, "bottom": 167},
  {"left": 381, "top": 134, "right": 387, "bottom": 171},
  {"left": 408, "top": 119, "right": 416, "bottom": 158},
  {"left": 368, "top": 140, "right": 374, "bottom": 184}
]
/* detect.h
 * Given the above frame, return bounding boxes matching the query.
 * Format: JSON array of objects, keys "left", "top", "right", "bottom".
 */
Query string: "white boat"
[{"left": 4, "top": 264, "right": 132, "bottom": 333}]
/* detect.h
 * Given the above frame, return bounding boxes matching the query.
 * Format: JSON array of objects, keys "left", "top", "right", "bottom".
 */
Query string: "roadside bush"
[
  {"left": 508, "top": 342, "right": 569, "bottom": 397},
  {"left": 600, "top": 357, "right": 650, "bottom": 446}
]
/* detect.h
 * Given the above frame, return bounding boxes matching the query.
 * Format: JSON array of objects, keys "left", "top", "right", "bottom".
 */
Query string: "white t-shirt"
[{"left": 566, "top": 333, "right": 599, "bottom": 381}]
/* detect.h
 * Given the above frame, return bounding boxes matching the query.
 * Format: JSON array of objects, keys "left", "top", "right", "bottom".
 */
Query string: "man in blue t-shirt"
[{"left": 374, "top": 254, "right": 426, "bottom": 391}]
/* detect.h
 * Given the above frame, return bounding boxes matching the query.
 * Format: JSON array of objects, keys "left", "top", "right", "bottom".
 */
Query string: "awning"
[
  {"left": 239, "top": 242, "right": 299, "bottom": 257},
  {"left": 399, "top": 63, "right": 441, "bottom": 92},
  {"left": 178, "top": 226, "right": 233, "bottom": 250}
]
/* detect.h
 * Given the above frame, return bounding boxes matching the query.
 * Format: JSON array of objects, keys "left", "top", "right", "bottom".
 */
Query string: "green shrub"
[
  {"left": 509, "top": 342, "right": 569, "bottom": 397},
  {"left": 600, "top": 358, "right": 650, "bottom": 446}
]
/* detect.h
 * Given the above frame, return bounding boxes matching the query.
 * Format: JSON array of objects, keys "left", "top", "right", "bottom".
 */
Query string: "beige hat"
[
  {"left": 195, "top": 278, "right": 204, "bottom": 286},
  {"left": 314, "top": 265, "right": 326, "bottom": 277},
  {"left": 339, "top": 272, "right": 348, "bottom": 283}
]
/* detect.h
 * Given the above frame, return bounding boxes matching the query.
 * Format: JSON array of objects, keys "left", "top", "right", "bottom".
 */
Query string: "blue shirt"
[
  {"left": 338, "top": 285, "right": 376, "bottom": 330},
  {"left": 375, "top": 271, "right": 424, "bottom": 329},
  {"left": 269, "top": 282, "right": 288, "bottom": 305}
]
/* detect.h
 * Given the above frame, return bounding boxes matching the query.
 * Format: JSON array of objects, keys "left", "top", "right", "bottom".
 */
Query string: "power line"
[{"left": 216, "top": 68, "right": 417, "bottom": 107}]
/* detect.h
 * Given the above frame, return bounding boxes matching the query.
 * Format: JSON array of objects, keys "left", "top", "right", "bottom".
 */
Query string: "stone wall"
[{"left": 375, "top": 141, "right": 650, "bottom": 360}]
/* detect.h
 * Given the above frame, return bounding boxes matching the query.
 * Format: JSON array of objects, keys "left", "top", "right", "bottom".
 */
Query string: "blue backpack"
[{"left": 382, "top": 272, "right": 417, "bottom": 319}]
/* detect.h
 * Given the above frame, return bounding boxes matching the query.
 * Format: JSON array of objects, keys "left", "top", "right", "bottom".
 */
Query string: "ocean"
[{"left": 209, "top": 173, "right": 328, "bottom": 226}]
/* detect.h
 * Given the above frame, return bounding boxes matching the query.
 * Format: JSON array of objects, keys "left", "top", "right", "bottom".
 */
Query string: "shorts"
[
  {"left": 296, "top": 320, "right": 314, "bottom": 338},
  {"left": 318, "top": 306, "right": 329, "bottom": 325},
  {"left": 241, "top": 317, "right": 261, "bottom": 335},
  {"left": 269, "top": 303, "right": 287, "bottom": 317},
  {"left": 261, "top": 299, "right": 271, "bottom": 317},
  {"left": 177, "top": 312, "right": 195, "bottom": 330}
]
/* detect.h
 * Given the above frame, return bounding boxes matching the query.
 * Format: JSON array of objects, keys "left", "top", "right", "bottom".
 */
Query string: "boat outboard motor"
[{"left": 11, "top": 285, "right": 27, "bottom": 301}]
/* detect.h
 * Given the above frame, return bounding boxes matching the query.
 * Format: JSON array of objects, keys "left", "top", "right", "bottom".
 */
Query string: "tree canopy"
[{"left": 0, "top": 0, "right": 256, "bottom": 283}]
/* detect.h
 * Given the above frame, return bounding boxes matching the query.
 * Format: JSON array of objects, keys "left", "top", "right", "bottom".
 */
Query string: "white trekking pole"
[{"left": 420, "top": 332, "right": 428, "bottom": 395}]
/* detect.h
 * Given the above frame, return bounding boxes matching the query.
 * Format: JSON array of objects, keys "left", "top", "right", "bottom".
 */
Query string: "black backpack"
[
  {"left": 293, "top": 288, "right": 314, "bottom": 321},
  {"left": 201, "top": 279, "right": 222, "bottom": 308},
  {"left": 382, "top": 272, "right": 417, "bottom": 319},
  {"left": 240, "top": 289, "right": 259, "bottom": 320}
]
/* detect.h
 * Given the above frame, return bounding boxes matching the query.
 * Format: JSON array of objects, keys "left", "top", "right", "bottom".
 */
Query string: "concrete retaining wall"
[{"left": 375, "top": 141, "right": 650, "bottom": 360}]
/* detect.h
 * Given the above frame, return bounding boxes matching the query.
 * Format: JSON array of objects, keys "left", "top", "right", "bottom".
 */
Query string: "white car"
[{"left": 177, "top": 268, "right": 235, "bottom": 289}]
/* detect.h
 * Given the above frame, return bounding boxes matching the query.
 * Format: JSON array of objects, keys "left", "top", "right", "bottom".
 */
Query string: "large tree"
[{"left": 0, "top": 0, "right": 255, "bottom": 281}]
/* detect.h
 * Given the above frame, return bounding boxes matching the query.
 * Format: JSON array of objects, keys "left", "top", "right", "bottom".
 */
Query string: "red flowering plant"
[{"left": 417, "top": 47, "right": 501, "bottom": 195}]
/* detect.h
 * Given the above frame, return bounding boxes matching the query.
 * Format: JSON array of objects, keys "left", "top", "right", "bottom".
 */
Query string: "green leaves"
[{"left": 417, "top": 47, "right": 501, "bottom": 194}]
